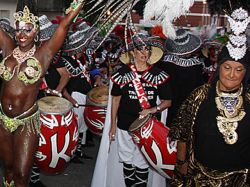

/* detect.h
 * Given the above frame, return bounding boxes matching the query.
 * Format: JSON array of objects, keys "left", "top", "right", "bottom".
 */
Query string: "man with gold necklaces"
[{"left": 169, "top": 5, "right": 250, "bottom": 187}]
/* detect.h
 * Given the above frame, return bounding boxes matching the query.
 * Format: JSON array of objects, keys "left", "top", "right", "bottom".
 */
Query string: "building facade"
[
  {"left": 0, "top": 0, "right": 65, "bottom": 24},
  {"left": 174, "top": 0, "right": 226, "bottom": 27}
]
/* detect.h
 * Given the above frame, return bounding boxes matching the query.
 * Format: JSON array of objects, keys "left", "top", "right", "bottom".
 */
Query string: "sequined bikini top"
[{"left": 0, "top": 55, "right": 42, "bottom": 84}]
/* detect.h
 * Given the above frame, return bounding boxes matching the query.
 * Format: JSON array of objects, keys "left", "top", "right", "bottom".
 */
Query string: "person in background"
[
  {"left": 156, "top": 28, "right": 204, "bottom": 127},
  {"left": 201, "top": 40, "right": 222, "bottom": 83},
  {"left": 62, "top": 52, "right": 94, "bottom": 162}
]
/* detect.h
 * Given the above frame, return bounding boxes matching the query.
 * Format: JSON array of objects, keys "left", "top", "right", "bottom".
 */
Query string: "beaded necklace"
[{"left": 13, "top": 45, "right": 36, "bottom": 64}]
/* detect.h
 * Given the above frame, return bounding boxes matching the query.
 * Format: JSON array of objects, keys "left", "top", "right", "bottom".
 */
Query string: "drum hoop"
[
  {"left": 37, "top": 96, "right": 73, "bottom": 114},
  {"left": 86, "top": 86, "right": 108, "bottom": 107},
  {"left": 86, "top": 97, "right": 107, "bottom": 107},
  {"left": 39, "top": 110, "right": 72, "bottom": 116},
  {"left": 129, "top": 115, "right": 152, "bottom": 132}
]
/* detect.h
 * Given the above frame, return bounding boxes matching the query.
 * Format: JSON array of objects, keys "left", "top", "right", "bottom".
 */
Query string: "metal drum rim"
[
  {"left": 129, "top": 114, "right": 151, "bottom": 132},
  {"left": 37, "top": 96, "right": 73, "bottom": 114}
]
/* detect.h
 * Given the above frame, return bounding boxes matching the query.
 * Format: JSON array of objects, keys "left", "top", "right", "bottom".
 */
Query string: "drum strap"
[{"left": 129, "top": 64, "right": 151, "bottom": 109}]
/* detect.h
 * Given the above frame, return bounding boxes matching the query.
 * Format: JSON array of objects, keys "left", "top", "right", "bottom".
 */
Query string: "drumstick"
[
  {"left": 76, "top": 104, "right": 106, "bottom": 108},
  {"left": 108, "top": 140, "right": 112, "bottom": 153},
  {"left": 108, "top": 134, "right": 115, "bottom": 153}
]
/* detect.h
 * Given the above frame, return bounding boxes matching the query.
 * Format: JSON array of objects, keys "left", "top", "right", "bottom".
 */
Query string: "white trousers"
[
  {"left": 71, "top": 92, "right": 88, "bottom": 144},
  {"left": 117, "top": 128, "right": 149, "bottom": 169}
]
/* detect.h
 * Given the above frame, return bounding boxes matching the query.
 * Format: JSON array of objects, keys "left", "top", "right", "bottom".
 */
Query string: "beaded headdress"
[
  {"left": 13, "top": 6, "right": 39, "bottom": 29},
  {"left": 226, "top": 8, "right": 250, "bottom": 61},
  {"left": 207, "top": 0, "right": 250, "bottom": 87},
  {"left": 207, "top": 0, "right": 250, "bottom": 62}
]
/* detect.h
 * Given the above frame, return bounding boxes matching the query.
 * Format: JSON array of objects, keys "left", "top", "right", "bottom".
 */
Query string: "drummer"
[{"left": 109, "top": 33, "right": 172, "bottom": 187}]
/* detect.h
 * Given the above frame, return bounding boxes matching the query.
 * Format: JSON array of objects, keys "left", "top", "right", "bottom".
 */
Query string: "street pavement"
[{"left": 0, "top": 136, "right": 101, "bottom": 187}]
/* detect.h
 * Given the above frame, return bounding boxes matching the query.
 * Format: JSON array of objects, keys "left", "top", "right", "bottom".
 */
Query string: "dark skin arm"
[
  {"left": 62, "top": 88, "right": 78, "bottom": 107},
  {"left": 36, "top": 2, "right": 84, "bottom": 75},
  {"left": 0, "top": 28, "right": 15, "bottom": 57},
  {"left": 55, "top": 67, "right": 71, "bottom": 93}
]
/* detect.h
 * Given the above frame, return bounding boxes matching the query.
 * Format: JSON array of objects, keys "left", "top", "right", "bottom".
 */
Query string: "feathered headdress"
[
  {"left": 151, "top": 25, "right": 167, "bottom": 40},
  {"left": 143, "top": 0, "right": 195, "bottom": 39}
]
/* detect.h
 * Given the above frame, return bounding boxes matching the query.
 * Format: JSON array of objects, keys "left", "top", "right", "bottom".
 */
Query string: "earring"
[
  {"left": 147, "top": 58, "right": 151, "bottom": 65},
  {"left": 14, "top": 36, "right": 17, "bottom": 41},
  {"left": 131, "top": 55, "right": 135, "bottom": 64},
  {"left": 34, "top": 35, "right": 39, "bottom": 42}
]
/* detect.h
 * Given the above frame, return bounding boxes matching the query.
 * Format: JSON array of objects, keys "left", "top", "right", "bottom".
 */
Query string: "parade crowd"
[{"left": 0, "top": 0, "right": 249, "bottom": 187}]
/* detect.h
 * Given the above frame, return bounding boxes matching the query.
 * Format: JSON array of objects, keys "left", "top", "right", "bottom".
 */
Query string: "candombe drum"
[
  {"left": 35, "top": 96, "right": 78, "bottom": 174},
  {"left": 84, "top": 86, "right": 108, "bottom": 136},
  {"left": 129, "top": 115, "right": 177, "bottom": 179}
]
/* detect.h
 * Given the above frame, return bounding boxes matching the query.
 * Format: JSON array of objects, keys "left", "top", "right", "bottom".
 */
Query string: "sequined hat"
[
  {"left": 218, "top": 8, "right": 250, "bottom": 67},
  {"left": 225, "top": 8, "right": 250, "bottom": 61},
  {"left": 62, "top": 21, "right": 98, "bottom": 56},
  {"left": 39, "top": 15, "right": 58, "bottom": 42},
  {"left": 211, "top": 9, "right": 250, "bottom": 93},
  {"left": 165, "top": 28, "right": 202, "bottom": 55},
  {"left": 120, "top": 33, "right": 164, "bottom": 65},
  {"left": 0, "top": 18, "right": 15, "bottom": 38}
]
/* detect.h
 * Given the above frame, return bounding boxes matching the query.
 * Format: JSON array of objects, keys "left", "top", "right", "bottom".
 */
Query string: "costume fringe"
[
  {"left": 3, "top": 178, "right": 14, "bottom": 187},
  {"left": 16, "top": 0, "right": 38, "bottom": 15},
  {"left": 83, "top": 0, "right": 139, "bottom": 51}
]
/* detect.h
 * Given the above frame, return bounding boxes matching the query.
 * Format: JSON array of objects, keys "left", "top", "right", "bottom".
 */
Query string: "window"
[
  {"left": 37, "top": 0, "right": 64, "bottom": 11},
  {"left": 0, "top": 10, "right": 10, "bottom": 19}
]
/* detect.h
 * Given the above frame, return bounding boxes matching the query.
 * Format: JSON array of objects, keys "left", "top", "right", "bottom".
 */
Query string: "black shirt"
[
  {"left": 156, "top": 58, "right": 204, "bottom": 125},
  {"left": 63, "top": 56, "right": 92, "bottom": 95},
  {"left": 111, "top": 65, "right": 172, "bottom": 130},
  {"left": 194, "top": 87, "right": 250, "bottom": 171},
  {"left": 45, "top": 58, "right": 66, "bottom": 90}
]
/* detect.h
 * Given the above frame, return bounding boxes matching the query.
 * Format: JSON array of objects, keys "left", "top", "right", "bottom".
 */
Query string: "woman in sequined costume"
[
  {"left": 169, "top": 8, "right": 250, "bottom": 187},
  {"left": 0, "top": 1, "right": 83, "bottom": 186}
]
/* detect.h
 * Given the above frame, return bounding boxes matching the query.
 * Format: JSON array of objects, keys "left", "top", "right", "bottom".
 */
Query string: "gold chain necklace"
[
  {"left": 215, "top": 81, "right": 245, "bottom": 144},
  {"left": 13, "top": 45, "right": 36, "bottom": 64},
  {"left": 216, "top": 82, "right": 243, "bottom": 98}
]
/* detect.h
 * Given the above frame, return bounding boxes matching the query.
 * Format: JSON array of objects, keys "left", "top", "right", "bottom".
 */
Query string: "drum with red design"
[
  {"left": 129, "top": 115, "right": 177, "bottom": 179},
  {"left": 84, "top": 86, "right": 108, "bottom": 136},
  {"left": 35, "top": 96, "right": 78, "bottom": 174}
]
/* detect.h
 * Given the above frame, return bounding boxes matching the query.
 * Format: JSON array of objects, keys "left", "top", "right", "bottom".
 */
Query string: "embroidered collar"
[
  {"left": 163, "top": 54, "right": 203, "bottom": 67},
  {"left": 111, "top": 65, "right": 169, "bottom": 86},
  {"left": 62, "top": 56, "right": 90, "bottom": 82}
]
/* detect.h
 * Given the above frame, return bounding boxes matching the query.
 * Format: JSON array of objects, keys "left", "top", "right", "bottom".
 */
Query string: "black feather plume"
[
  {"left": 206, "top": 0, "right": 250, "bottom": 15},
  {"left": 16, "top": 0, "right": 38, "bottom": 15}
]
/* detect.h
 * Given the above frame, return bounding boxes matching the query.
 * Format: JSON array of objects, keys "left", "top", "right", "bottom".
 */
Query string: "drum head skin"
[
  {"left": 129, "top": 115, "right": 151, "bottom": 132},
  {"left": 38, "top": 96, "right": 73, "bottom": 115},
  {"left": 87, "top": 86, "right": 109, "bottom": 107}
]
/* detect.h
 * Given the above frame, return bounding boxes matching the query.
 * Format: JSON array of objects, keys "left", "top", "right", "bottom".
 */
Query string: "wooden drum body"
[
  {"left": 84, "top": 86, "right": 108, "bottom": 136},
  {"left": 129, "top": 115, "right": 177, "bottom": 179},
  {"left": 35, "top": 96, "right": 78, "bottom": 174}
]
